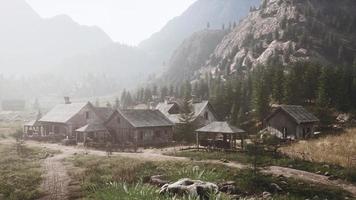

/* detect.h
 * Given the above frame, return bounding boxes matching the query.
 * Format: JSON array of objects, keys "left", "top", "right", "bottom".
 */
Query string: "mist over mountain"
[
  {"left": 161, "top": 29, "right": 228, "bottom": 84},
  {"left": 139, "top": 0, "right": 261, "bottom": 66},
  {"left": 0, "top": 0, "right": 113, "bottom": 75}
]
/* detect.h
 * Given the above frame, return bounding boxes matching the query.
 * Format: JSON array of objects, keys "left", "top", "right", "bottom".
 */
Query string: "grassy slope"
[
  {"left": 281, "top": 129, "right": 356, "bottom": 167},
  {"left": 0, "top": 143, "right": 53, "bottom": 200},
  {"left": 67, "top": 155, "right": 351, "bottom": 200}
]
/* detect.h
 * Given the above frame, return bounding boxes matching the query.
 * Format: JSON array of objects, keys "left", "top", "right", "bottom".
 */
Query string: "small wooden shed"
[
  {"left": 264, "top": 105, "right": 319, "bottom": 140},
  {"left": 195, "top": 121, "right": 246, "bottom": 149}
]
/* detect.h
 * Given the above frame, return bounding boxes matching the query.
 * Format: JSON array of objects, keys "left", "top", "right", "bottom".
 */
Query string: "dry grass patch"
[{"left": 281, "top": 129, "right": 356, "bottom": 168}]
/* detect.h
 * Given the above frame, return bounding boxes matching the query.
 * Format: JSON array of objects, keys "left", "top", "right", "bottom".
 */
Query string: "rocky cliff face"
[
  {"left": 162, "top": 29, "right": 228, "bottom": 84},
  {"left": 205, "top": 0, "right": 356, "bottom": 75},
  {"left": 139, "top": 0, "right": 260, "bottom": 65}
]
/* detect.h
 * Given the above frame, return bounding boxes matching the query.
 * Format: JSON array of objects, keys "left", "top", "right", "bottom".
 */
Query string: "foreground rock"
[{"left": 160, "top": 178, "right": 219, "bottom": 200}]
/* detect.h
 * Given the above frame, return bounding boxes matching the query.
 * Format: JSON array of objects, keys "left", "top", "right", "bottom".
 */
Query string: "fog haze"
[{"left": 26, "top": 0, "right": 197, "bottom": 45}]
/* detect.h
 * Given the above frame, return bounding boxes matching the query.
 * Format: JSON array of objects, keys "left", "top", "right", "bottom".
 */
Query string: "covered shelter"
[
  {"left": 75, "top": 121, "right": 109, "bottom": 143},
  {"left": 195, "top": 121, "right": 246, "bottom": 150},
  {"left": 24, "top": 120, "right": 41, "bottom": 136}
]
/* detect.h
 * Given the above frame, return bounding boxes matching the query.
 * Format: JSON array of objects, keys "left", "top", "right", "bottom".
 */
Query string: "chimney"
[{"left": 64, "top": 97, "right": 71, "bottom": 104}]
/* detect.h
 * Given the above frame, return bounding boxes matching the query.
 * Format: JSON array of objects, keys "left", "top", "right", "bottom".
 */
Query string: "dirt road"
[{"left": 26, "top": 141, "right": 356, "bottom": 199}]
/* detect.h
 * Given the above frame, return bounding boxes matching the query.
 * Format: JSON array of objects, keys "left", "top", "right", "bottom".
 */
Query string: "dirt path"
[
  {"left": 261, "top": 166, "right": 356, "bottom": 197},
  {"left": 26, "top": 141, "right": 356, "bottom": 198},
  {"left": 38, "top": 152, "right": 71, "bottom": 200}
]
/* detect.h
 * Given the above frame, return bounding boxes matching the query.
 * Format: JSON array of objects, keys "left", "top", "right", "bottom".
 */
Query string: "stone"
[
  {"left": 262, "top": 191, "right": 272, "bottom": 199},
  {"left": 160, "top": 178, "right": 219, "bottom": 200},
  {"left": 324, "top": 171, "right": 330, "bottom": 176},
  {"left": 270, "top": 183, "right": 283, "bottom": 192},
  {"left": 218, "top": 181, "right": 238, "bottom": 194},
  {"left": 150, "top": 175, "right": 169, "bottom": 187}
]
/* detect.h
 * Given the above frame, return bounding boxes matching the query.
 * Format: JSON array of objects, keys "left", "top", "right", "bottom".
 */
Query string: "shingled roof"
[
  {"left": 196, "top": 121, "right": 246, "bottom": 134},
  {"left": 76, "top": 122, "right": 107, "bottom": 133},
  {"left": 94, "top": 107, "right": 115, "bottom": 122},
  {"left": 266, "top": 105, "right": 319, "bottom": 124},
  {"left": 39, "top": 102, "right": 89, "bottom": 123},
  {"left": 119, "top": 109, "right": 174, "bottom": 128}
]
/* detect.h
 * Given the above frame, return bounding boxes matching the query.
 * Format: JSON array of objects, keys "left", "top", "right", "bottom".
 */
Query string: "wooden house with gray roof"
[
  {"left": 107, "top": 109, "right": 174, "bottom": 147},
  {"left": 156, "top": 100, "right": 217, "bottom": 128},
  {"left": 264, "top": 105, "right": 319, "bottom": 140}
]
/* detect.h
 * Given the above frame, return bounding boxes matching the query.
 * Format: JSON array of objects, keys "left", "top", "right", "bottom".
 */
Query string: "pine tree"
[
  {"left": 252, "top": 66, "right": 270, "bottom": 121},
  {"left": 176, "top": 98, "right": 196, "bottom": 142},
  {"left": 114, "top": 97, "right": 120, "bottom": 109},
  {"left": 272, "top": 65, "right": 285, "bottom": 104}
]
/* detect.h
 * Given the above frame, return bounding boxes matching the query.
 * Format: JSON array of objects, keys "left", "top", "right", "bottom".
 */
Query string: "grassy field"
[
  {"left": 67, "top": 155, "right": 351, "bottom": 200},
  {"left": 0, "top": 143, "right": 56, "bottom": 200},
  {"left": 168, "top": 149, "right": 356, "bottom": 183},
  {"left": 0, "top": 122, "right": 22, "bottom": 139},
  {"left": 281, "top": 129, "right": 356, "bottom": 168}
]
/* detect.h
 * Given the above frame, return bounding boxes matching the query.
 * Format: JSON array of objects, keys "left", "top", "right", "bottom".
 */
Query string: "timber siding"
[
  {"left": 264, "top": 105, "right": 319, "bottom": 140},
  {"left": 107, "top": 110, "right": 174, "bottom": 146}
]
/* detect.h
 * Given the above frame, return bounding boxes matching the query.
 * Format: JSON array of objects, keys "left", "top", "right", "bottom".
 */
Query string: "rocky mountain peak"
[{"left": 205, "top": 0, "right": 356, "bottom": 75}]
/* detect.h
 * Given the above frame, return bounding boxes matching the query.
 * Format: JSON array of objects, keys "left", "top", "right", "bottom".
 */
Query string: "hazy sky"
[{"left": 26, "top": 0, "right": 197, "bottom": 45}]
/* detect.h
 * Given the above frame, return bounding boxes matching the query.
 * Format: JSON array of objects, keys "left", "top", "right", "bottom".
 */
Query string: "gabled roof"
[
  {"left": 196, "top": 121, "right": 246, "bottom": 134},
  {"left": 156, "top": 102, "right": 177, "bottom": 115},
  {"left": 39, "top": 102, "right": 89, "bottom": 123},
  {"left": 76, "top": 122, "right": 107, "bottom": 133},
  {"left": 266, "top": 105, "right": 319, "bottom": 124},
  {"left": 94, "top": 107, "right": 115, "bottom": 122},
  {"left": 157, "top": 100, "right": 217, "bottom": 123},
  {"left": 119, "top": 109, "right": 174, "bottom": 128}
]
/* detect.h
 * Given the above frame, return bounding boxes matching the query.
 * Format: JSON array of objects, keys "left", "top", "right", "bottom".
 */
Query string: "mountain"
[
  {"left": 59, "top": 43, "right": 153, "bottom": 89},
  {"left": 161, "top": 29, "right": 228, "bottom": 84},
  {"left": 0, "top": 0, "right": 113, "bottom": 74},
  {"left": 204, "top": 0, "right": 356, "bottom": 75},
  {"left": 139, "top": 0, "right": 261, "bottom": 66}
]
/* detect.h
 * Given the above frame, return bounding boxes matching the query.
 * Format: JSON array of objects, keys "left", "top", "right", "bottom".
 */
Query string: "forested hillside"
[{"left": 131, "top": 0, "right": 356, "bottom": 128}]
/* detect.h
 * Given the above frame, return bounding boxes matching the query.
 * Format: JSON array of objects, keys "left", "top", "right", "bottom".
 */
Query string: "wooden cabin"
[
  {"left": 264, "top": 105, "right": 319, "bottom": 140},
  {"left": 156, "top": 100, "right": 218, "bottom": 128},
  {"left": 107, "top": 109, "right": 174, "bottom": 147}
]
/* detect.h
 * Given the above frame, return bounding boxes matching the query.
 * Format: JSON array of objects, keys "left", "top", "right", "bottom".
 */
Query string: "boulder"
[
  {"left": 262, "top": 191, "right": 272, "bottom": 199},
  {"left": 270, "top": 183, "right": 282, "bottom": 192},
  {"left": 150, "top": 175, "right": 169, "bottom": 187},
  {"left": 218, "top": 181, "right": 239, "bottom": 194},
  {"left": 160, "top": 178, "right": 219, "bottom": 200}
]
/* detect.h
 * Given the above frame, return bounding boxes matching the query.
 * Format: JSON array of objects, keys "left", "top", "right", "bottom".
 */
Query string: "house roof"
[
  {"left": 39, "top": 102, "right": 89, "bottom": 123},
  {"left": 94, "top": 107, "right": 115, "bottom": 122},
  {"left": 24, "top": 120, "right": 40, "bottom": 126},
  {"left": 119, "top": 109, "right": 174, "bottom": 128},
  {"left": 76, "top": 122, "right": 107, "bottom": 133},
  {"left": 157, "top": 100, "right": 216, "bottom": 123},
  {"left": 156, "top": 102, "right": 176, "bottom": 115},
  {"left": 196, "top": 121, "right": 246, "bottom": 134},
  {"left": 133, "top": 104, "right": 149, "bottom": 110},
  {"left": 266, "top": 105, "right": 319, "bottom": 124}
]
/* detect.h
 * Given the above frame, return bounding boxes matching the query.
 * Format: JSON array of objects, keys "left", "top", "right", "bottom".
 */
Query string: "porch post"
[{"left": 196, "top": 132, "right": 199, "bottom": 150}]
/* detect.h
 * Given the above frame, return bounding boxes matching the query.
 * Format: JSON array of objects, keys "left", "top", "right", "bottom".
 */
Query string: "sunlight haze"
[{"left": 26, "top": 0, "right": 197, "bottom": 45}]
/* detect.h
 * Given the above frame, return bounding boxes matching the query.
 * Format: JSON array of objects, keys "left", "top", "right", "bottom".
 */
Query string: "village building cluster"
[{"left": 24, "top": 97, "right": 319, "bottom": 149}]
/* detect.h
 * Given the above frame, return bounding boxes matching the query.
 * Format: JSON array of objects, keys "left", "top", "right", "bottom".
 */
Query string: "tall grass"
[
  {"left": 281, "top": 129, "right": 356, "bottom": 168},
  {"left": 87, "top": 182, "right": 229, "bottom": 200},
  {"left": 0, "top": 144, "right": 50, "bottom": 200}
]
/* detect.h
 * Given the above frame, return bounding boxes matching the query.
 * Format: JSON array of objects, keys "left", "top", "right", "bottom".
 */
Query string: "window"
[
  {"left": 85, "top": 111, "right": 89, "bottom": 119},
  {"left": 117, "top": 117, "right": 121, "bottom": 124},
  {"left": 204, "top": 112, "right": 209, "bottom": 120}
]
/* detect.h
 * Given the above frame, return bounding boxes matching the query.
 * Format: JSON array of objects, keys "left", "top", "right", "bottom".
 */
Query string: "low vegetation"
[
  {"left": 281, "top": 129, "right": 356, "bottom": 168},
  {"left": 0, "top": 122, "right": 21, "bottom": 139},
  {"left": 67, "top": 154, "right": 351, "bottom": 200},
  {"left": 0, "top": 143, "right": 53, "bottom": 200},
  {"left": 168, "top": 146, "right": 356, "bottom": 184}
]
